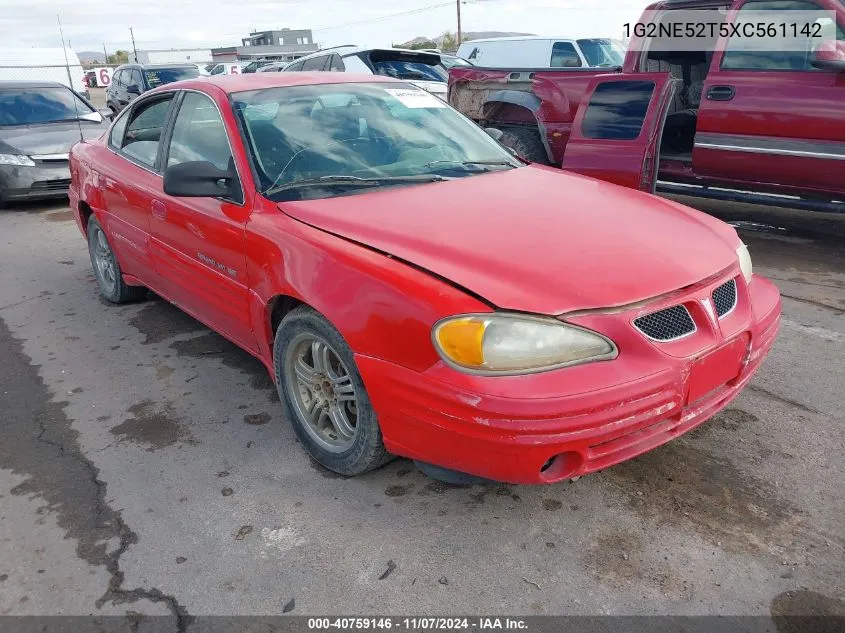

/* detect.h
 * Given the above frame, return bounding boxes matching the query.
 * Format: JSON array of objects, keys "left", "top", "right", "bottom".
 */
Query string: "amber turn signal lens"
[{"left": 434, "top": 318, "right": 487, "bottom": 367}]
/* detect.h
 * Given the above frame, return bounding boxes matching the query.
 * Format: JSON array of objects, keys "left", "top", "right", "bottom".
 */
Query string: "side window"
[
  {"left": 302, "top": 56, "right": 329, "bottom": 71},
  {"left": 108, "top": 108, "right": 130, "bottom": 148},
  {"left": 210, "top": 64, "right": 224, "bottom": 75},
  {"left": 581, "top": 81, "right": 655, "bottom": 140},
  {"left": 550, "top": 42, "right": 582, "bottom": 67},
  {"left": 285, "top": 59, "right": 305, "bottom": 72},
  {"left": 341, "top": 55, "right": 373, "bottom": 74},
  {"left": 131, "top": 69, "right": 144, "bottom": 88},
  {"left": 329, "top": 54, "right": 345, "bottom": 71},
  {"left": 722, "top": 0, "right": 845, "bottom": 70},
  {"left": 112, "top": 70, "right": 124, "bottom": 87},
  {"left": 166, "top": 93, "right": 233, "bottom": 171},
  {"left": 117, "top": 96, "right": 174, "bottom": 168}
]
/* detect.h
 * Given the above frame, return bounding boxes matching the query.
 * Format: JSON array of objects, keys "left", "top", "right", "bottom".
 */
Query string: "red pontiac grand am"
[{"left": 68, "top": 73, "right": 781, "bottom": 484}]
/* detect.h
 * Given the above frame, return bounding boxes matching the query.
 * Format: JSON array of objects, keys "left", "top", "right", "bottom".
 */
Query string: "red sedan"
[{"left": 68, "top": 73, "right": 781, "bottom": 484}]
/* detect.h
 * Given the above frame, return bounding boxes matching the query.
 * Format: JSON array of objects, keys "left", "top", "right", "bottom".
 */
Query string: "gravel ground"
[{"left": 0, "top": 197, "right": 843, "bottom": 625}]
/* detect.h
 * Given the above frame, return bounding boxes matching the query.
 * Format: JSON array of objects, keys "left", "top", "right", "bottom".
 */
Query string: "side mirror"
[
  {"left": 811, "top": 41, "right": 845, "bottom": 72},
  {"left": 98, "top": 108, "right": 113, "bottom": 121},
  {"left": 126, "top": 83, "right": 141, "bottom": 95},
  {"left": 163, "top": 161, "right": 237, "bottom": 198},
  {"left": 484, "top": 127, "right": 504, "bottom": 142}
]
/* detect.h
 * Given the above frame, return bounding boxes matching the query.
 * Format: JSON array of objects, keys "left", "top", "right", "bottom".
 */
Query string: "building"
[
  {"left": 136, "top": 48, "right": 213, "bottom": 64},
  {"left": 211, "top": 29, "right": 319, "bottom": 62}
]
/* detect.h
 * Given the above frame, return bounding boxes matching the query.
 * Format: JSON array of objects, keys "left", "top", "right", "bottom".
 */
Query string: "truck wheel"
[
  {"left": 500, "top": 127, "right": 551, "bottom": 165},
  {"left": 274, "top": 306, "right": 394, "bottom": 477},
  {"left": 87, "top": 216, "right": 147, "bottom": 304}
]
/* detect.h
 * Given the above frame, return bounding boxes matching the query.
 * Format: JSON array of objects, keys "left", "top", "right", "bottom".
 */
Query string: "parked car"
[
  {"left": 68, "top": 73, "right": 780, "bottom": 483},
  {"left": 241, "top": 60, "right": 274, "bottom": 73},
  {"left": 456, "top": 36, "right": 625, "bottom": 69},
  {"left": 106, "top": 63, "right": 199, "bottom": 115},
  {"left": 284, "top": 46, "right": 448, "bottom": 99},
  {"left": 257, "top": 62, "right": 290, "bottom": 72},
  {"left": 0, "top": 48, "right": 89, "bottom": 99},
  {"left": 0, "top": 81, "right": 109, "bottom": 204},
  {"left": 449, "top": 0, "right": 845, "bottom": 213}
]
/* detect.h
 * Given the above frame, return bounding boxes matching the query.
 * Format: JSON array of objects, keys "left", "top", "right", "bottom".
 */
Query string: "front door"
[
  {"left": 561, "top": 74, "right": 678, "bottom": 192},
  {"left": 693, "top": 0, "right": 845, "bottom": 198},
  {"left": 151, "top": 91, "right": 257, "bottom": 353}
]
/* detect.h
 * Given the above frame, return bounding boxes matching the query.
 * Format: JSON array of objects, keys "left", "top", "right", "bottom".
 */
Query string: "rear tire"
[
  {"left": 87, "top": 216, "right": 147, "bottom": 304},
  {"left": 274, "top": 306, "right": 393, "bottom": 476},
  {"left": 500, "top": 127, "right": 551, "bottom": 165}
]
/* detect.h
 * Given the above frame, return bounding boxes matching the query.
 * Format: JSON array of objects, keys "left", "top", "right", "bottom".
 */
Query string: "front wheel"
[
  {"left": 499, "top": 127, "right": 552, "bottom": 165},
  {"left": 87, "top": 216, "right": 147, "bottom": 304},
  {"left": 274, "top": 306, "right": 392, "bottom": 476}
]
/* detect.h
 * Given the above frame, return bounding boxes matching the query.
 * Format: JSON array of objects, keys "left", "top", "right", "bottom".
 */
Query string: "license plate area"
[{"left": 686, "top": 334, "right": 749, "bottom": 404}]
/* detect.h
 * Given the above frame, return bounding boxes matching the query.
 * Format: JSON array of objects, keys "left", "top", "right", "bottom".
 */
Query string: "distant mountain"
[
  {"left": 78, "top": 51, "right": 106, "bottom": 63},
  {"left": 398, "top": 31, "right": 535, "bottom": 49}
]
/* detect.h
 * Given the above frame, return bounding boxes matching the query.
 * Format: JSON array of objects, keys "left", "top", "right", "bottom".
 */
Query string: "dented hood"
[{"left": 279, "top": 166, "right": 739, "bottom": 315}]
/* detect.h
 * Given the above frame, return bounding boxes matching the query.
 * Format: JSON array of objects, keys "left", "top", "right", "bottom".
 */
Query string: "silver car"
[{"left": 0, "top": 81, "right": 110, "bottom": 205}]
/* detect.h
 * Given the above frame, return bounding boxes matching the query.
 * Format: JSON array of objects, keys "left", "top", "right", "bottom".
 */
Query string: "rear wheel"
[
  {"left": 500, "top": 127, "right": 551, "bottom": 165},
  {"left": 274, "top": 306, "right": 392, "bottom": 476},
  {"left": 87, "top": 216, "right": 147, "bottom": 304}
]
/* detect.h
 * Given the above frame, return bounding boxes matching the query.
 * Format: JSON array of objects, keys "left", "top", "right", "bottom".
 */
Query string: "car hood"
[
  {"left": 279, "top": 166, "right": 739, "bottom": 315},
  {"left": 0, "top": 121, "right": 107, "bottom": 156}
]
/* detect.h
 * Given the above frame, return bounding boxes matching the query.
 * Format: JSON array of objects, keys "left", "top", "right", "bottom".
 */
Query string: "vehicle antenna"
[{"left": 57, "top": 14, "right": 84, "bottom": 143}]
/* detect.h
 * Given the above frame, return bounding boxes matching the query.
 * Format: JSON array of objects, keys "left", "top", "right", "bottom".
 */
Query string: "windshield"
[
  {"left": 372, "top": 60, "right": 447, "bottom": 82},
  {"left": 577, "top": 39, "right": 625, "bottom": 67},
  {"left": 441, "top": 55, "right": 473, "bottom": 69},
  {"left": 144, "top": 67, "right": 199, "bottom": 88},
  {"left": 0, "top": 86, "right": 95, "bottom": 126},
  {"left": 232, "top": 82, "right": 521, "bottom": 201}
]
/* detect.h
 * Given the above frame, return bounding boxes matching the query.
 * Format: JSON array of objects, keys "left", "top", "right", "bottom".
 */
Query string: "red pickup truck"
[{"left": 448, "top": 0, "right": 845, "bottom": 213}]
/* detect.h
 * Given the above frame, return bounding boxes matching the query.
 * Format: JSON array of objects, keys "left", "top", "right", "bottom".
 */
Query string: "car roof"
[
  {"left": 0, "top": 80, "right": 69, "bottom": 89},
  {"left": 461, "top": 36, "right": 577, "bottom": 43},
  {"left": 295, "top": 46, "right": 438, "bottom": 61},
  {"left": 153, "top": 72, "right": 402, "bottom": 95},
  {"left": 116, "top": 63, "right": 197, "bottom": 69}
]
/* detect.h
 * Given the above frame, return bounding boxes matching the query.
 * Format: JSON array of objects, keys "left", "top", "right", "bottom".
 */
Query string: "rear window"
[
  {"left": 581, "top": 80, "right": 655, "bottom": 140},
  {"left": 0, "top": 86, "right": 95, "bottom": 126},
  {"left": 144, "top": 67, "right": 199, "bottom": 88},
  {"left": 367, "top": 50, "right": 447, "bottom": 82}
]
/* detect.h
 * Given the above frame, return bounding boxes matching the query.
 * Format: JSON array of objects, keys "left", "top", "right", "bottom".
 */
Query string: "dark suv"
[{"left": 106, "top": 63, "right": 200, "bottom": 115}]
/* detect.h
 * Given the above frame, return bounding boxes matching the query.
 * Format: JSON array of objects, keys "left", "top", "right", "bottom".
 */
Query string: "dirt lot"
[{"left": 0, "top": 196, "right": 843, "bottom": 624}]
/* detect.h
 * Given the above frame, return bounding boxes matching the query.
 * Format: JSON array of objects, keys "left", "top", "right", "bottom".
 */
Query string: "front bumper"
[
  {"left": 358, "top": 273, "right": 781, "bottom": 484},
  {"left": 0, "top": 161, "right": 71, "bottom": 202}
]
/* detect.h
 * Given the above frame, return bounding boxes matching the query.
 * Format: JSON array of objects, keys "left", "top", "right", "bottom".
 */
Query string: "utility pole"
[
  {"left": 103, "top": 43, "right": 109, "bottom": 64},
  {"left": 456, "top": 0, "right": 462, "bottom": 48},
  {"left": 129, "top": 27, "right": 138, "bottom": 62}
]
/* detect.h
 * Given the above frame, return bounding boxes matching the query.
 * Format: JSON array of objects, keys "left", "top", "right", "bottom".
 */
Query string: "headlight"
[
  {"left": 432, "top": 313, "right": 617, "bottom": 375},
  {"left": 737, "top": 243, "right": 753, "bottom": 283},
  {"left": 0, "top": 154, "right": 35, "bottom": 167}
]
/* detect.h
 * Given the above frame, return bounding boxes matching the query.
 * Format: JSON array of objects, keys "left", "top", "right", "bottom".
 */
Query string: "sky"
[{"left": 1, "top": 0, "right": 650, "bottom": 56}]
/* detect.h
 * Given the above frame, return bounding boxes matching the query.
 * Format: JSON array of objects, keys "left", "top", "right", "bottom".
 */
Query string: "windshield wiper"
[
  {"left": 423, "top": 160, "right": 517, "bottom": 170},
  {"left": 264, "top": 174, "right": 449, "bottom": 197}
]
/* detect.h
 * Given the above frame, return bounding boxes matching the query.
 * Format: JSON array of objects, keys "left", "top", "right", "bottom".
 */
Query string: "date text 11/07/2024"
[{"left": 308, "top": 618, "right": 528, "bottom": 630}]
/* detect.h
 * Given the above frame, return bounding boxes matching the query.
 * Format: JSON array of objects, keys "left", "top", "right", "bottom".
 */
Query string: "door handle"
[
  {"left": 706, "top": 85, "right": 735, "bottom": 101},
  {"left": 151, "top": 199, "right": 167, "bottom": 220}
]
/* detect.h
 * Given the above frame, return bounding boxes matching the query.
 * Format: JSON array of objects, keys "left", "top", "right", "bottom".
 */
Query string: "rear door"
[{"left": 560, "top": 74, "right": 677, "bottom": 192}]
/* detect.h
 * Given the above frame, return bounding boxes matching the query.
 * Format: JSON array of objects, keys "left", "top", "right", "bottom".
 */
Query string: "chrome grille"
[
  {"left": 634, "top": 305, "right": 696, "bottom": 341},
  {"left": 712, "top": 279, "right": 737, "bottom": 318},
  {"left": 31, "top": 179, "right": 71, "bottom": 192}
]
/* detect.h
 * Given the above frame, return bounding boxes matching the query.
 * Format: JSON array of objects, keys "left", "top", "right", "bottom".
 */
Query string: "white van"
[
  {"left": 0, "top": 48, "right": 87, "bottom": 97},
  {"left": 456, "top": 37, "right": 625, "bottom": 69}
]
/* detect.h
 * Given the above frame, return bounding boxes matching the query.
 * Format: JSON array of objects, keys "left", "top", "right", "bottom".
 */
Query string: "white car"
[
  {"left": 283, "top": 46, "right": 447, "bottom": 100},
  {"left": 207, "top": 62, "right": 248, "bottom": 76},
  {"left": 456, "top": 37, "right": 625, "bottom": 69}
]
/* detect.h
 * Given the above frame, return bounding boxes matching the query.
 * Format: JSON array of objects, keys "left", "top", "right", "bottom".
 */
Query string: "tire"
[
  {"left": 499, "top": 127, "right": 552, "bottom": 165},
  {"left": 274, "top": 306, "right": 393, "bottom": 476},
  {"left": 87, "top": 216, "right": 147, "bottom": 304}
]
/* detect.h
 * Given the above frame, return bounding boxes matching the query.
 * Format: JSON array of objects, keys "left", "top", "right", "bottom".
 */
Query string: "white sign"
[
  {"left": 385, "top": 88, "right": 446, "bottom": 108},
  {"left": 93, "top": 67, "right": 112, "bottom": 87}
]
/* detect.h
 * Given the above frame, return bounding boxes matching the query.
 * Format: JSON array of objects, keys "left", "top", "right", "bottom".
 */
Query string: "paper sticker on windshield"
[{"left": 385, "top": 88, "right": 446, "bottom": 108}]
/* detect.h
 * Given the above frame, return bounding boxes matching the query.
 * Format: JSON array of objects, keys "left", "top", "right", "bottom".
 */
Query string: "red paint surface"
[{"left": 70, "top": 74, "right": 781, "bottom": 484}]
